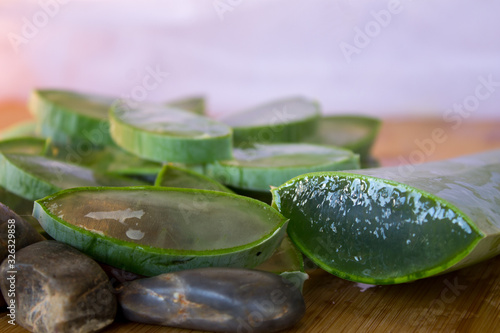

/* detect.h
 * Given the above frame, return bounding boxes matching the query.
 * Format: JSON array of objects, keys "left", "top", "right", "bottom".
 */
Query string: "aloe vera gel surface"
[
  {"left": 272, "top": 150, "right": 500, "bottom": 284},
  {"left": 34, "top": 187, "right": 287, "bottom": 276}
]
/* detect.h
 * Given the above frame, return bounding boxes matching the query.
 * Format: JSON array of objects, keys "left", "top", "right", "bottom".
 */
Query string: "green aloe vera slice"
[
  {"left": 256, "top": 236, "right": 308, "bottom": 291},
  {"left": 109, "top": 102, "right": 233, "bottom": 163},
  {"left": 219, "top": 97, "right": 321, "bottom": 147},
  {"left": 168, "top": 96, "right": 205, "bottom": 115},
  {"left": 155, "top": 165, "right": 233, "bottom": 193},
  {"left": 203, "top": 143, "right": 360, "bottom": 192},
  {"left": 256, "top": 235, "right": 304, "bottom": 274},
  {"left": 0, "top": 137, "right": 46, "bottom": 155},
  {"left": 271, "top": 149, "right": 500, "bottom": 284},
  {"left": 44, "top": 140, "right": 162, "bottom": 179},
  {"left": 29, "top": 89, "right": 115, "bottom": 146},
  {"left": 0, "top": 153, "right": 146, "bottom": 200},
  {"left": 0, "top": 186, "right": 34, "bottom": 217},
  {"left": 33, "top": 187, "right": 288, "bottom": 276},
  {"left": 307, "top": 115, "right": 381, "bottom": 158},
  {"left": 0, "top": 120, "right": 38, "bottom": 140}
]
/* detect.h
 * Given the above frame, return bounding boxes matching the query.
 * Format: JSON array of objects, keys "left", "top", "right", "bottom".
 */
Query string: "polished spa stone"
[
  {"left": 118, "top": 267, "right": 306, "bottom": 332},
  {"left": 0, "top": 241, "right": 117, "bottom": 333}
]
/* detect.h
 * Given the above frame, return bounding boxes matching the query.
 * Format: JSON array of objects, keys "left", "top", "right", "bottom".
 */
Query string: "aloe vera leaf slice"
[
  {"left": 154, "top": 164, "right": 233, "bottom": 193},
  {"left": 33, "top": 187, "right": 288, "bottom": 276},
  {"left": 271, "top": 149, "right": 500, "bottom": 284},
  {"left": 203, "top": 143, "right": 360, "bottom": 192},
  {"left": 29, "top": 89, "right": 116, "bottom": 146},
  {"left": 0, "top": 186, "right": 34, "bottom": 216},
  {"left": 0, "top": 186, "right": 46, "bottom": 236},
  {"left": 0, "top": 137, "right": 46, "bottom": 155},
  {"left": 227, "top": 187, "right": 273, "bottom": 205},
  {"left": 219, "top": 97, "right": 321, "bottom": 147},
  {"left": 109, "top": 102, "right": 233, "bottom": 164},
  {"left": 168, "top": 96, "right": 205, "bottom": 115},
  {"left": 0, "top": 120, "right": 38, "bottom": 140},
  {"left": 0, "top": 152, "right": 146, "bottom": 200},
  {"left": 307, "top": 115, "right": 381, "bottom": 158},
  {"left": 44, "top": 140, "right": 162, "bottom": 178},
  {"left": 256, "top": 235, "right": 308, "bottom": 292},
  {"left": 256, "top": 235, "right": 304, "bottom": 273}
]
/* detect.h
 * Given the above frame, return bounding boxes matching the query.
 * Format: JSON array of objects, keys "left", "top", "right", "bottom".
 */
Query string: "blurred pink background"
[{"left": 1, "top": 0, "right": 499, "bottom": 119}]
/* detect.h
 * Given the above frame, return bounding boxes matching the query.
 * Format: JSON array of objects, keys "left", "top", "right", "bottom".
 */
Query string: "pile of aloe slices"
[{"left": 3, "top": 88, "right": 500, "bottom": 292}]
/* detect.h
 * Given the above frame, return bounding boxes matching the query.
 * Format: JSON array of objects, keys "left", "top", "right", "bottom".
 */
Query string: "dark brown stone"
[
  {"left": 0, "top": 241, "right": 116, "bottom": 333},
  {"left": 118, "top": 267, "right": 306, "bottom": 333}
]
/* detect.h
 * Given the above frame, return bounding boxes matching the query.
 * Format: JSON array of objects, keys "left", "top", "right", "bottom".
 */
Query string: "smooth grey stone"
[
  {"left": 118, "top": 267, "right": 306, "bottom": 333},
  {"left": 0, "top": 241, "right": 116, "bottom": 333},
  {"left": 0, "top": 202, "right": 45, "bottom": 261}
]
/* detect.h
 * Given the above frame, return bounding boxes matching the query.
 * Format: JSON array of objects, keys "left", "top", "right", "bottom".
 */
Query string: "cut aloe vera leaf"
[
  {"left": 219, "top": 97, "right": 321, "bottom": 148},
  {"left": 203, "top": 143, "right": 360, "bottom": 192},
  {"left": 109, "top": 102, "right": 233, "bottom": 164},
  {"left": 0, "top": 120, "right": 38, "bottom": 140},
  {"left": 44, "top": 140, "right": 162, "bottom": 179},
  {"left": 307, "top": 115, "right": 381, "bottom": 158},
  {"left": 0, "top": 152, "right": 146, "bottom": 201},
  {"left": 256, "top": 235, "right": 308, "bottom": 292},
  {"left": 168, "top": 96, "right": 205, "bottom": 115},
  {"left": 0, "top": 186, "right": 34, "bottom": 217},
  {"left": 29, "top": 89, "right": 116, "bottom": 146},
  {"left": 33, "top": 187, "right": 288, "bottom": 276},
  {"left": 228, "top": 187, "right": 273, "bottom": 205},
  {"left": 0, "top": 137, "right": 46, "bottom": 155},
  {"left": 155, "top": 164, "right": 233, "bottom": 193},
  {"left": 361, "top": 155, "right": 381, "bottom": 169},
  {"left": 256, "top": 235, "right": 304, "bottom": 274},
  {"left": 272, "top": 149, "right": 500, "bottom": 284},
  {"left": 0, "top": 187, "right": 47, "bottom": 237}
]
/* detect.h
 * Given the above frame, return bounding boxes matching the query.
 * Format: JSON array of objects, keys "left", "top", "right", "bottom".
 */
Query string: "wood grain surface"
[{"left": 1, "top": 102, "right": 500, "bottom": 333}]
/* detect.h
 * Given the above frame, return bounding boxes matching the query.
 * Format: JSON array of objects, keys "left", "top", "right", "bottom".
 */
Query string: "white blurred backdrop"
[{"left": 1, "top": 0, "right": 499, "bottom": 119}]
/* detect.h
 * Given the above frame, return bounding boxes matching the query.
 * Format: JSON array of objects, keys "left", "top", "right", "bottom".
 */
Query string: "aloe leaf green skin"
[
  {"left": 0, "top": 137, "right": 46, "bottom": 155},
  {"left": 33, "top": 187, "right": 288, "bottom": 276},
  {"left": 0, "top": 152, "right": 146, "bottom": 201},
  {"left": 272, "top": 150, "right": 500, "bottom": 284},
  {"left": 168, "top": 96, "right": 205, "bottom": 115},
  {"left": 0, "top": 186, "right": 34, "bottom": 216},
  {"left": 44, "top": 140, "right": 162, "bottom": 178},
  {"left": 154, "top": 164, "right": 233, "bottom": 193},
  {"left": 0, "top": 120, "right": 38, "bottom": 140},
  {"left": 109, "top": 102, "right": 233, "bottom": 164},
  {"left": 255, "top": 235, "right": 309, "bottom": 292},
  {"left": 203, "top": 143, "right": 360, "bottom": 192},
  {"left": 307, "top": 115, "right": 381, "bottom": 160},
  {"left": 256, "top": 235, "right": 304, "bottom": 274},
  {"left": 219, "top": 97, "right": 321, "bottom": 148},
  {"left": 29, "top": 90, "right": 116, "bottom": 146}
]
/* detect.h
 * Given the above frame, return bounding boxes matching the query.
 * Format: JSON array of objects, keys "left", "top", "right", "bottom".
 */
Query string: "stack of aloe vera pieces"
[
  {"left": 2, "top": 88, "right": 499, "bottom": 331},
  {"left": 4, "top": 90, "right": 370, "bottom": 280}
]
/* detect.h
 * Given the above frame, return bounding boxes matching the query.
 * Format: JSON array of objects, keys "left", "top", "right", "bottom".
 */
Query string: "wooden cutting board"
[{"left": 1, "top": 102, "right": 500, "bottom": 332}]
